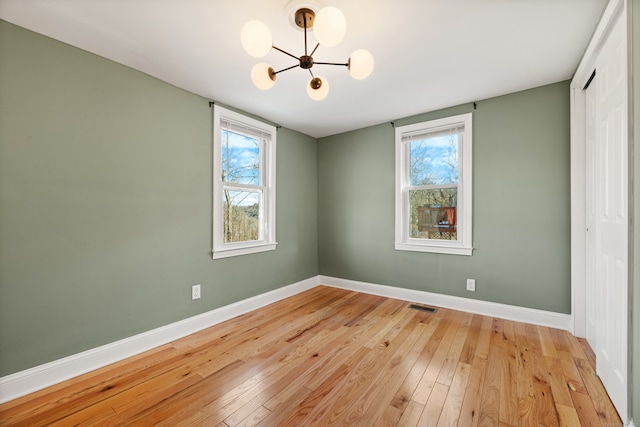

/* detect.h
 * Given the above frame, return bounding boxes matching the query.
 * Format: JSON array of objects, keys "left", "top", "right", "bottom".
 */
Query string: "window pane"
[
  {"left": 410, "top": 188, "right": 457, "bottom": 241},
  {"left": 410, "top": 135, "right": 458, "bottom": 186},
  {"left": 222, "top": 190, "right": 261, "bottom": 243},
  {"left": 221, "top": 130, "right": 260, "bottom": 185}
]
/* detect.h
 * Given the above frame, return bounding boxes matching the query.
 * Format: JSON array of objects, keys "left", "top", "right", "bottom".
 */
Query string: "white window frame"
[
  {"left": 395, "top": 113, "right": 473, "bottom": 256},
  {"left": 212, "top": 105, "right": 277, "bottom": 259}
]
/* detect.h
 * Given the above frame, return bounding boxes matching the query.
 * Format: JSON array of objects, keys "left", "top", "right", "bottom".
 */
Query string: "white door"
[
  {"left": 584, "top": 79, "right": 597, "bottom": 350},
  {"left": 591, "top": 11, "right": 628, "bottom": 421}
]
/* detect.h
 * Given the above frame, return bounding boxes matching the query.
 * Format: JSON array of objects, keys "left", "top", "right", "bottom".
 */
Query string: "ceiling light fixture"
[{"left": 241, "top": 6, "right": 374, "bottom": 101}]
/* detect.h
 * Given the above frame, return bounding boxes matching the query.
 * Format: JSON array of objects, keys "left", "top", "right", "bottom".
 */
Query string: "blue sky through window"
[
  {"left": 410, "top": 135, "right": 458, "bottom": 186},
  {"left": 222, "top": 130, "right": 260, "bottom": 186}
]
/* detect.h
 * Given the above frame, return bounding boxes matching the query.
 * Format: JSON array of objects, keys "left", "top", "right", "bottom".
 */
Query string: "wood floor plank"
[
  {"left": 170, "top": 285, "right": 338, "bottom": 352},
  {"left": 436, "top": 362, "right": 471, "bottom": 427},
  {"left": 388, "top": 308, "right": 447, "bottom": 413},
  {"left": 459, "top": 314, "right": 483, "bottom": 365},
  {"left": 232, "top": 405, "right": 271, "bottom": 427},
  {"left": 0, "top": 343, "right": 180, "bottom": 425},
  {"left": 556, "top": 403, "right": 582, "bottom": 427},
  {"left": 47, "top": 400, "right": 117, "bottom": 426},
  {"left": 109, "top": 370, "right": 204, "bottom": 422},
  {"left": 179, "top": 320, "right": 358, "bottom": 425},
  {"left": 577, "top": 337, "right": 597, "bottom": 368},
  {"left": 574, "top": 357, "right": 623, "bottom": 425},
  {"left": 302, "top": 325, "right": 379, "bottom": 390},
  {"left": 378, "top": 405, "right": 403, "bottom": 427},
  {"left": 477, "top": 319, "right": 502, "bottom": 427},
  {"left": 514, "top": 321, "right": 538, "bottom": 426},
  {"left": 457, "top": 355, "right": 487, "bottom": 427},
  {"left": 548, "top": 327, "right": 573, "bottom": 354},
  {"left": 397, "top": 400, "right": 425, "bottom": 426},
  {"left": 0, "top": 287, "right": 622, "bottom": 426},
  {"left": 266, "top": 365, "right": 350, "bottom": 427},
  {"left": 524, "top": 323, "right": 560, "bottom": 427},
  {"left": 330, "top": 312, "right": 424, "bottom": 425},
  {"left": 567, "top": 335, "right": 590, "bottom": 362},
  {"left": 306, "top": 310, "right": 420, "bottom": 425},
  {"left": 557, "top": 350, "right": 590, "bottom": 395},
  {"left": 570, "top": 389, "right": 607, "bottom": 427},
  {"left": 337, "top": 313, "right": 433, "bottom": 426},
  {"left": 474, "top": 315, "right": 493, "bottom": 360},
  {"left": 537, "top": 325, "right": 559, "bottom": 358},
  {"left": 112, "top": 356, "right": 262, "bottom": 425},
  {"left": 436, "top": 312, "right": 472, "bottom": 387},
  {"left": 499, "top": 319, "right": 518, "bottom": 426},
  {"left": 358, "top": 313, "right": 441, "bottom": 426},
  {"left": 545, "top": 356, "right": 573, "bottom": 408},
  {"left": 222, "top": 325, "right": 351, "bottom": 425},
  {"left": 412, "top": 310, "right": 464, "bottom": 405},
  {"left": 418, "top": 381, "right": 449, "bottom": 426},
  {"left": 116, "top": 298, "right": 354, "bottom": 425},
  {"left": 258, "top": 328, "right": 357, "bottom": 411}
]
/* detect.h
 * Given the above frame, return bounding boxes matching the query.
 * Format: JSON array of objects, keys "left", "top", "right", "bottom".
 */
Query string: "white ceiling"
[{"left": 0, "top": 0, "right": 606, "bottom": 138}]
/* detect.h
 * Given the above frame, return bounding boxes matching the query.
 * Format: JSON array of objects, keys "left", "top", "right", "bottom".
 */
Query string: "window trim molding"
[
  {"left": 212, "top": 105, "right": 277, "bottom": 259},
  {"left": 394, "top": 113, "right": 473, "bottom": 256}
]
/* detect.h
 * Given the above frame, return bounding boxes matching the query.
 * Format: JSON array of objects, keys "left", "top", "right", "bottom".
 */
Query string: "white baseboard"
[
  {"left": 0, "top": 276, "right": 320, "bottom": 404},
  {"left": 319, "top": 276, "right": 572, "bottom": 331},
  {"left": 0, "top": 274, "right": 573, "bottom": 404}
]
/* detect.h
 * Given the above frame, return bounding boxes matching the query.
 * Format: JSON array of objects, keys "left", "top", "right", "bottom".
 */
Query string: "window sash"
[
  {"left": 406, "top": 187, "right": 459, "bottom": 243},
  {"left": 405, "top": 132, "right": 461, "bottom": 187},
  {"left": 222, "top": 187, "right": 264, "bottom": 243},
  {"left": 220, "top": 130, "right": 265, "bottom": 187}
]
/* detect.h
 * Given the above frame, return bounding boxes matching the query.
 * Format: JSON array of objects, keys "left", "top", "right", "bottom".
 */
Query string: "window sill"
[
  {"left": 212, "top": 242, "right": 277, "bottom": 259},
  {"left": 395, "top": 242, "right": 473, "bottom": 256}
]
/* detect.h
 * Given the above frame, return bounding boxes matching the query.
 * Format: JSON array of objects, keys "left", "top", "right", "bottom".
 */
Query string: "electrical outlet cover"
[
  {"left": 466, "top": 279, "right": 476, "bottom": 292},
  {"left": 192, "top": 284, "right": 201, "bottom": 300}
]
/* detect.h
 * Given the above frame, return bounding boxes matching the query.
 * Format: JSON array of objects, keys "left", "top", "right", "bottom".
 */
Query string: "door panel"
[{"left": 593, "top": 10, "right": 628, "bottom": 420}]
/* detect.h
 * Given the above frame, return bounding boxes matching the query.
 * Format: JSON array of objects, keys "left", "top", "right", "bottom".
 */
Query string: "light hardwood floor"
[{"left": 0, "top": 286, "right": 623, "bottom": 426}]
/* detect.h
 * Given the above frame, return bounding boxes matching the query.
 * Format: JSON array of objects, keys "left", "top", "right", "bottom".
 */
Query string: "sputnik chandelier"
[{"left": 240, "top": 6, "right": 374, "bottom": 101}]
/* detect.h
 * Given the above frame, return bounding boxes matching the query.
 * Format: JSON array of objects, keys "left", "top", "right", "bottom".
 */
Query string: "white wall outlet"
[
  {"left": 466, "top": 279, "right": 476, "bottom": 292},
  {"left": 191, "top": 284, "right": 201, "bottom": 300}
]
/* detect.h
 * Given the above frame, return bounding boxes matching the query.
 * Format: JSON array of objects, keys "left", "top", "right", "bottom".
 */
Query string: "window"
[
  {"left": 395, "top": 113, "right": 472, "bottom": 255},
  {"left": 213, "top": 105, "right": 276, "bottom": 259}
]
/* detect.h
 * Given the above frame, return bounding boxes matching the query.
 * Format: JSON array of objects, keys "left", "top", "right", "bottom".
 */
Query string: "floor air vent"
[{"left": 408, "top": 304, "right": 437, "bottom": 313}]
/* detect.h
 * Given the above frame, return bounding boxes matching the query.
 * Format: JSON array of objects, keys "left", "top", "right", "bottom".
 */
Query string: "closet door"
[{"left": 591, "top": 9, "right": 628, "bottom": 421}]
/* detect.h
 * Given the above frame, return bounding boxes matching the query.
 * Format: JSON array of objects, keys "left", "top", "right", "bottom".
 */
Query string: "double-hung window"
[
  {"left": 395, "top": 113, "right": 473, "bottom": 255},
  {"left": 213, "top": 105, "right": 276, "bottom": 259}
]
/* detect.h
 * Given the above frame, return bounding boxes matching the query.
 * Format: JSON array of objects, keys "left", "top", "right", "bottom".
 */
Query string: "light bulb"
[
  {"left": 313, "top": 7, "right": 346, "bottom": 47},
  {"left": 251, "top": 63, "right": 276, "bottom": 90},
  {"left": 348, "top": 49, "right": 374, "bottom": 80},
  {"left": 241, "top": 20, "right": 272, "bottom": 58},
  {"left": 307, "top": 76, "right": 329, "bottom": 101}
]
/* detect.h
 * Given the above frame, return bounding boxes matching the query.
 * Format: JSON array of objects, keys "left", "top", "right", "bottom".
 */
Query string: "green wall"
[
  {"left": 318, "top": 82, "right": 571, "bottom": 314},
  {"left": 0, "top": 20, "right": 318, "bottom": 376}
]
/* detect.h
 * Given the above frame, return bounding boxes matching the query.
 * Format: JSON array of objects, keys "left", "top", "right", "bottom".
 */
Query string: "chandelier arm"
[
  {"left": 313, "top": 61, "right": 349, "bottom": 67},
  {"left": 309, "top": 43, "right": 320, "bottom": 57},
  {"left": 272, "top": 45, "right": 300, "bottom": 61},
  {"left": 273, "top": 64, "right": 301, "bottom": 75},
  {"left": 308, "top": 69, "right": 315, "bottom": 79},
  {"left": 303, "top": 18, "right": 309, "bottom": 56}
]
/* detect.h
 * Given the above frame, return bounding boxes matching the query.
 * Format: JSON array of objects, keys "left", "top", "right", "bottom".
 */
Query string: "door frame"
[{"left": 569, "top": 0, "right": 632, "bottom": 422}]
